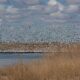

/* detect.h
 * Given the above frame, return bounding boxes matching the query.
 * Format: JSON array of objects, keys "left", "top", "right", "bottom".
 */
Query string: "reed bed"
[{"left": 0, "top": 52, "right": 80, "bottom": 80}]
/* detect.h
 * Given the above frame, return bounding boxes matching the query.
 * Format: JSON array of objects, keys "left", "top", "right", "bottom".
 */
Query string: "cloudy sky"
[
  {"left": 0, "top": 0, "right": 80, "bottom": 22},
  {"left": 0, "top": 0, "right": 80, "bottom": 43}
]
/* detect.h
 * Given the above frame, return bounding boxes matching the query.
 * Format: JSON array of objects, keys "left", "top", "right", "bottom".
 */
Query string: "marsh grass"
[
  {"left": 0, "top": 52, "right": 80, "bottom": 80},
  {"left": 0, "top": 43, "right": 80, "bottom": 80}
]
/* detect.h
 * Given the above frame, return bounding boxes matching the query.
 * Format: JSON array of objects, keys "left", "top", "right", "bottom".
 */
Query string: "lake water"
[
  {"left": 0, "top": 52, "right": 43, "bottom": 67},
  {"left": 1, "top": 22, "right": 80, "bottom": 43}
]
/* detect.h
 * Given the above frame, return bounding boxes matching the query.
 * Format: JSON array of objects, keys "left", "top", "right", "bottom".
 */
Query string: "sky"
[
  {"left": 0, "top": 0, "right": 80, "bottom": 43},
  {"left": 0, "top": 0, "right": 80, "bottom": 22}
]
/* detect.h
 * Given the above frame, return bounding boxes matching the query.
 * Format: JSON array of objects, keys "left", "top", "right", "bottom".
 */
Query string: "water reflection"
[{"left": 0, "top": 52, "right": 42, "bottom": 67}]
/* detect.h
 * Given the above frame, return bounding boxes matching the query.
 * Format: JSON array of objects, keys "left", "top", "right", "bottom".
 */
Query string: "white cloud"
[
  {"left": 58, "top": 3, "right": 64, "bottom": 11},
  {"left": 48, "top": 0, "right": 64, "bottom": 12},
  {"left": 26, "top": 0, "right": 79, "bottom": 20},
  {"left": 6, "top": 6, "right": 19, "bottom": 14},
  {"left": 27, "top": 6, "right": 37, "bottom": 10},
  {"left": 45, "top": 5, "right": 59, "bottom": 13},
  {"left": 64, "top": 5, "right": 79, "bottom": 13},
  {"left": 43, "top": 0, "right": 79, "bottom": 20},
  {"left": 48, "top": 0, "right": 57, "bottom": 6},
  {"left": 27, "top": 5, "right": 45, "bottom": 11},
  {"left": 22, "top": 0, "right": 39, "bottom": 5}
]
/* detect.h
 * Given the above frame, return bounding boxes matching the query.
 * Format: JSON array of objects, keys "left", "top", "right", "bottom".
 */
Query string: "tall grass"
[{"left": 0, "top": 51, "right": 80, "bottom": 80}]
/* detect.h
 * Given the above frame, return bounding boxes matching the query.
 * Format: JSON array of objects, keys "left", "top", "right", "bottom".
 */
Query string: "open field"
[{"left": 0, "top": 51, "right": 80, "bottom": 80}]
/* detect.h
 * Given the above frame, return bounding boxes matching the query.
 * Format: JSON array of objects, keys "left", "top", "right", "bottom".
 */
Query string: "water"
[
  {"left": 1, "top": 22, "right": 80, "bottom": 43},
  {"left": 0, "top": 52, "right": 43, "bottom": 67}
]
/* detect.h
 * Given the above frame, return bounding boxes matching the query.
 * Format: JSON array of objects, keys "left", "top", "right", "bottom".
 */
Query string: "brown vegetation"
[
  {"left": 0, "top": 42, "right": 80, "bottom": 52},
  {"left": 0, "top": 51, "right": 80, "bottom": 80}
]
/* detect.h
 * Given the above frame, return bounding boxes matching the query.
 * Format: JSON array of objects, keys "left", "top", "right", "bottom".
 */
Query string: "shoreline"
[{"left": 0, "top": 42, "right": 80, "bottom": 52}]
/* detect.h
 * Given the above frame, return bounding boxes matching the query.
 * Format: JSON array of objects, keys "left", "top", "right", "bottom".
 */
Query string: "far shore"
[{"left": 0, "top": 42, "right": 80, "bottom": 52}]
